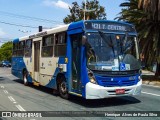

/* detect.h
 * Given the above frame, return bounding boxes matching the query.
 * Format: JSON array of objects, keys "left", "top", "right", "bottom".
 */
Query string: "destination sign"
[
  {"left": 29, "top": 31, "right": 47, "bottom": 39},
  {"left": 85, "top": 21, "right": 135, "bottom": 32}
]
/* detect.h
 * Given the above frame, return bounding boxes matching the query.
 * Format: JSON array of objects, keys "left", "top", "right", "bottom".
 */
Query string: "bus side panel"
[
  {"left": 66, "top": 35, "right": 72, "bottom": 92},
  {"left": 81, "top": 46, "right": 90, "bottom": 98},
  {"left": 12, "top": 56, "right": 33, "bottom": 83},
  {"left": 39, "top": 56, "right": 58, "bottom": 87},
  {"left": 12, "top": 57, "right": 25, "bottom": 80},
  {"left": 12, "top": 57, "right": 19, "bottom": 77},
  {"left": 17, "top": 57, "right": 26, "bottom": 79},
  {"left": 23, "top": 57, "right": 32, "bottom": 73},
  {"left": 45, "top": 68, "right": 59, "bottom": 89},
  {"left": 67, "top": 28, "right": 89, "bottom": 98},
  {"left": 45, "top": 57, "right": 67, "bottom": 89},
  {"left": 23, "top": 57, "right": 33, "bottom": 83}
]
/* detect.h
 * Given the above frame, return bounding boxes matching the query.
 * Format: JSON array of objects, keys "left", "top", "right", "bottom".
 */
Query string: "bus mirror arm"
[{"left": 82, "top": 35, "right": 87, "bottom": 45}]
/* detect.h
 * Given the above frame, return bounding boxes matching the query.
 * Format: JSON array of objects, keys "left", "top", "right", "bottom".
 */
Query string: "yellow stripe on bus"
[
  {"left": 69, "top": 92, "right": 82, "bottom": 97},
  {"left": 33, "top": 82, "right": 40, "bottom": 86}
]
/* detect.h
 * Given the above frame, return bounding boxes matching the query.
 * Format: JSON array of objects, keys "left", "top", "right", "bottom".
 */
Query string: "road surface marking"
[
  {"left": 8, "top": 96, "right": 15, "bottom": 102},
  {"left": 15, "top": 105, "right": 26, "bottom": 111},
  {"left": 3, "top": 90, "right": 8, "bottom": 94},
  {"left": 1, "top": 86, "right": 4, "bottom": 88},
  {"left": 143, "top": 84, "right": 160, "bottom": 88},
  {"left": 142, "top": 91, "right": 160, "bottom": 97},
  {"left": 13, "top": 102, "right": 17, "bottom": 104}
]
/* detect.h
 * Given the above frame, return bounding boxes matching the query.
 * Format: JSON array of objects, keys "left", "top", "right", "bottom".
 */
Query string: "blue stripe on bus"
[
  {"left": 12, "top": 57, "right": 25, "bottom": 79},
  {"left": 45, "top": 68, "right": 59, "bottom": 89},
  {"left": 68, "top": 21, "right": 84, "bottom": 31},
  {"left": 12, "top": 57, "right": 33, "bottom": 83},
  {"left": 95, "top": 74, "right": 139, "bottom": 87},
  {"left": 66, "top": 35, "right": 72, "bottom": 92},
  {"left": 81, "top": 46, "right": 89, "bottom": 98}
]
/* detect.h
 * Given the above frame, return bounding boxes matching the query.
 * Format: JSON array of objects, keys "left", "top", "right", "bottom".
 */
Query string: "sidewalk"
[
  {"left": 142, "top": 70, "right": 155, "bottom": 76},
  {"left": 142, "top": 70, "right": 160, "bottom": 86}
]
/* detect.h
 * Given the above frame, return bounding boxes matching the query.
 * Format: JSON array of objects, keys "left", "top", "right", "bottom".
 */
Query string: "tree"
[
  {"left": 63, "top": 0, "right": 107, "bottom": 24},
  {"left": 115, "top": 0, "right": 146, "bottom": 26},
  {"left": 116, "top": 0, "right": 160, "bottom": 77},
  {"left": 138, "top": 0, "right": 160, "bottom": 76},
  {"left": 0, "top": 41, "right": 13, "bottom": 62}
]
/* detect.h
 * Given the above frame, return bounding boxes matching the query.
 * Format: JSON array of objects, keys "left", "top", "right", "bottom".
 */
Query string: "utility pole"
[
  {"left": 83, "top": 0, "right": 96, "bottom": 20},
  {"left": 84, "top": 0, "right": 86, "bottom": 20}
]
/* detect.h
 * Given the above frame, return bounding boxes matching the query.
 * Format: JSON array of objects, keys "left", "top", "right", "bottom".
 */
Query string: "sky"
[{"left": 0, "top": 0, "right": 124, "bottom": 45}]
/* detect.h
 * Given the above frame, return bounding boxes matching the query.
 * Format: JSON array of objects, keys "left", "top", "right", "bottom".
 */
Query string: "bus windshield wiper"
[
  {"left": 98, "top": 31, "right": 112, "bottom": 47},
  {"left": 98, "top": 30, "right": 115, "bottom": 57},
  {"left": 123, "top": 41, "right": 133, "bottom": 53},
  {"left": 122, "top": 33, "right": 130, "bottom": 54}
]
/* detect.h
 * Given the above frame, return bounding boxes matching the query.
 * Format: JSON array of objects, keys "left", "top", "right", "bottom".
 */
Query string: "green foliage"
[
  {"left": 63, "top": 0, "right": 107, "bottom": 24},
  {"left": 116, "top": 0, "right": 160, "bottom": 76},
  {"left": 0, "top": 41, "right": 13, "bottom": 62}
]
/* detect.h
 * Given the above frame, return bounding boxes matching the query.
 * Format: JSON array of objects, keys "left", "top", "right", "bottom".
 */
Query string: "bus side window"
[
  {"left": 41, "top": 35, "right": 54, "bottom": 57},
  {"left": 13, "top": 43, "right": 18, "bottom": 56},
  {"left": 17, "top": 41, "right": 25, "bottom": 56},
  {"left": 25, "top": 39, "right": 32, "bottom": 57},
  {"left": 54, "top": 32, "right": 66, "bottom": 57}
]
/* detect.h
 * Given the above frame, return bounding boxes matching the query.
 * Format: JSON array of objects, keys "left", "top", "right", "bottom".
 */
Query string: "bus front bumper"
[{"left": 85, "top": 80, "right": 142, "bottom": 99}]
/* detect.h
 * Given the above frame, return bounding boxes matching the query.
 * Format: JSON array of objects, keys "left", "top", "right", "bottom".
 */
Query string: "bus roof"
[
  {"left": 13, "top": 24, "right": 69, "bottom": 43},
  {"left": 13, "top": 20, "right": 136, "bottom": 43}
]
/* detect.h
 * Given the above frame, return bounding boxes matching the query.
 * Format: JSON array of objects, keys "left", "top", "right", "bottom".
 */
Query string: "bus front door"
[{"left": 70, "top": 34, "right": 82, "bottom": 94}]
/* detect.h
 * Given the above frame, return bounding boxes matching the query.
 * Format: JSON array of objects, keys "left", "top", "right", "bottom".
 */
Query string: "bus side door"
[
  {"left": 33, "top": 40, "right": 41, "bottom": 82},
  {"left": 70, "top": 33, "right": 82, "bottom": 94}
]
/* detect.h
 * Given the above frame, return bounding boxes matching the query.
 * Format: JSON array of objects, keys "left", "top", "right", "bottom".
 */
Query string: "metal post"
[{"left": 84, "top": 0, "right": 86, "bottom": 20}]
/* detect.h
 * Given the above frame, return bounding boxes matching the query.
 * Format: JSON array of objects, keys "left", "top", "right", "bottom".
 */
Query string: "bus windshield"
[{"left": 86, "top": 32, "right": 141, "bottom": 71}]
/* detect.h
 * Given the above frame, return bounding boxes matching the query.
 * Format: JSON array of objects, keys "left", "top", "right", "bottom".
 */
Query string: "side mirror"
[{"left": 82, "top": 35, "right": 87, "bottom": 45}]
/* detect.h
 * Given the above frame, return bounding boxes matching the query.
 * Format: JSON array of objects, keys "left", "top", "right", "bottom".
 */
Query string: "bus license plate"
[{"left": 116, "top": 89, "right": 125, "bottom": 94}]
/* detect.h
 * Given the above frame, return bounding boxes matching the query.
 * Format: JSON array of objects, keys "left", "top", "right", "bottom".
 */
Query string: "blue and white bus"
[{"left": 12, "top": 20, "right": 142, "bottom": 99}]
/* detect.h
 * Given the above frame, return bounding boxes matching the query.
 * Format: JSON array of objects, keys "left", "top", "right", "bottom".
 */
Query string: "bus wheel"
[
  {"left": 58, "top": 78, "right": 69, "bottom": 99},
  {"left": 23, "top": 71, "right": 28, "bottom": 86}
]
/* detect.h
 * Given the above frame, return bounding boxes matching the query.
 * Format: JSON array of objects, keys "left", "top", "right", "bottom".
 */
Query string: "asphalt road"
[{"left": 0, "top": 67, "right": 160, "bottom": 120}]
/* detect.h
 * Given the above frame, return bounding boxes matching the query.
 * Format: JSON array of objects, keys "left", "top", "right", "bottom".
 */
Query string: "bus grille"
[{"left": 96, "top": 75, "right": 138, "bottom": 87}]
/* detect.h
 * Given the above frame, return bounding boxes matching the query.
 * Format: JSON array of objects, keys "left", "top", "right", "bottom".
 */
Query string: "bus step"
[{"left": 33, "top": 82, "right": 40, "bottom": 86}]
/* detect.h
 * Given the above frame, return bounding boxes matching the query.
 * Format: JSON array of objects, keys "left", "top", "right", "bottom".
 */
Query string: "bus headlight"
[
  {"left": 90, "top": 77, "right": 97, "bottom": 84},
  {"left": 88, "top": 72, "right": 97, "bottom": 84},
  {"left": 87, "top": 69, "right": 97, "bottom": 84}
]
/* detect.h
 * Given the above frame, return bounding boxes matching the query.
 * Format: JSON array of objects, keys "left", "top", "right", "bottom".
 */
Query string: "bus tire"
[
  {"left": 58, "top": 76, "right": 69, "bottom": 99},
  {"left": 23, "top": 70, "right": 28, "bottom": 86}
]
